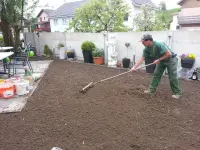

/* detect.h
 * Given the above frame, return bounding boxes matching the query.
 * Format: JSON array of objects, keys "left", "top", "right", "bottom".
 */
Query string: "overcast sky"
[{"left": 34, "top": 0, "right": 180, "bottom": 16}]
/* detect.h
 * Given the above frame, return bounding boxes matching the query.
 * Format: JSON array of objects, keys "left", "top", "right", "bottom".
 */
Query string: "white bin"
[{"left": 14, "top": 80, "right": 30, "bottom": 96}]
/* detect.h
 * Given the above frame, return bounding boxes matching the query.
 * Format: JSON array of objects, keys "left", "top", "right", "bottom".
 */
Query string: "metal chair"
[{"left": 7, "top": 43, "right": 33, "bottom": 77}]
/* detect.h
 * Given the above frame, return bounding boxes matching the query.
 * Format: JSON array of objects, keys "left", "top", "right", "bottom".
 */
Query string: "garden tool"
[{"left": 80, "top": 63, "right": 154, "bottom": 93}]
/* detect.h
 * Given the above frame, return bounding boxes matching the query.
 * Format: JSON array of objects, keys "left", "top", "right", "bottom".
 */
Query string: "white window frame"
[
  {"left": 54, "top": 19, "right": 58, "bottom": 25},
  {"left": 62, "top": 18, "right": 68, "bottom": 25}
]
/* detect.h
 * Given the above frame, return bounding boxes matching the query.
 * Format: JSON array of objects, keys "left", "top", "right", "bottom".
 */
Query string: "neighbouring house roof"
[
  {"left": 178, "top": 15, "right": 200, "bottom": 24},
  {"left": 131, "top": 0, "right": 155, "bottom": 6},
  {"left": 177, "top": 0, "right": 184, "bottom": 5},
  {"left": 179, "top": 7, "right": 200, "bottom": 16},
  {"left": 37, "top": 9, "right": 54, "bottom": 18},
  {"left": 178, "top": 7, "right": 200, "bottom": 24},
  {"left": 49, "top": 0, "right": 86, "bottom": 18}
]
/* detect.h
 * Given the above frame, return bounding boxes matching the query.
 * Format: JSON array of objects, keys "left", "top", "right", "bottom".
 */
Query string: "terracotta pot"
[{"left": 93, "top": 57, "right": 104, "bottom": 65}]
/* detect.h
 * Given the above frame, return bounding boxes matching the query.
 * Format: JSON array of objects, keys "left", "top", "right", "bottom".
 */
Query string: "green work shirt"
[{"left": 142, "top": 41, "right": 172, "bottom": 60}]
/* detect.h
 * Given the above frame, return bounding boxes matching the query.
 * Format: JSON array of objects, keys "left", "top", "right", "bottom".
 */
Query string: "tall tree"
[
  {"left": 133, "top": 4, "right": 156, "bottom": 31},
  {"left": 68, "top": 0, "right": 130, "bottom": 32},
  {"left": 0, "top": 0, "right": 38, "bottom": 48},
  {"left": 159, "top": 1, "right": 166, "bottom": 11}
]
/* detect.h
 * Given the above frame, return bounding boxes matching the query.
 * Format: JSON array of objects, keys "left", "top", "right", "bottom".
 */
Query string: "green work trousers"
[{"left": 149, "top": 57, "right": 181, "bottom": 95}]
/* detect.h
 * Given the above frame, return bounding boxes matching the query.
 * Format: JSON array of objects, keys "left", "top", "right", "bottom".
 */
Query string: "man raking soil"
[{"left": 131, "top": 34, "right": 182, "bottom": 99}]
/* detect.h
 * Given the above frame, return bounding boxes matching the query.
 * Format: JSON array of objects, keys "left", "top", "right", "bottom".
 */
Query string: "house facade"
[
  {"left": 177, "top": 0, "right": 200, "bottom": 30},
  {"left": 49, "top": 0, "right": 86, "bottom": 32},
  {"left": 35, "top": 9, "right": 54, "bottom": 32},
  {"left": 170, "top": 13, "right": 180, "bottom": 31}
]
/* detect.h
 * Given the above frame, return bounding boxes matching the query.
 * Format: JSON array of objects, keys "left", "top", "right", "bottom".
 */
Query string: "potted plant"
[
  {"left": 58, "top": 43, "right": 66, "bottom": 59},
  {"left": 81, "top": 41, "right": 95, "bottom": 63},
  {"left": 66, "top": 46, "right": 75, "bottom": 59},
  {"left": 180, "top": 53, "right": 195, "bottom": 69},
  {"left": 122, "top": 43, "right": 131, "bottom": 68},
  {"left": 44, "top": 44, "right": 52, "bottom": 57},
  {"left": 92, "top": 48, "right": 104, "bottom": 65}
]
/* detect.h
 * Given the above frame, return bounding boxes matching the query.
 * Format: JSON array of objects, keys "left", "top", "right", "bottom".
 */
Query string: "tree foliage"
[
  {"left": 159, "top": 1, "right": 166, "bottom": 11},
  {"left": 0, "top": 0, "right": 38, "bottom": 47},
  {"left": 133, "top": 4, "right": 156, "bottom": 31},
  {"left": 68, "top": 0, "right": 130, "bottom": 32},
  {"left": 133, "top": 4, "right": 180, "bottom": 31}
]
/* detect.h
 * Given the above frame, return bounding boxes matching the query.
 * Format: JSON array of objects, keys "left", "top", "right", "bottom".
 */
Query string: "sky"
[{"left": 34, "top": 0, "right": 181, "bottom": 16}]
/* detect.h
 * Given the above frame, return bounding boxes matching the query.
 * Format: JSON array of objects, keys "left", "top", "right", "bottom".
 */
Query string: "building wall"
[
  {"left": 180, "top": 0, "right": 200, "bottom": 8},
  {"left": 50, "top": 18, "right": 72, "bottom": 32},
  {"left": 170, "top": 15, "right": 179, "bottom": 31},
  {"left": 38, "top": 12, "right": 49, "bottom": 23}
]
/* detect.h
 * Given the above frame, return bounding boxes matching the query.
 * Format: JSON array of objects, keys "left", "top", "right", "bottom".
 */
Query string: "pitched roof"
[
  {"left": 131, "top": 0, "right": 155, "bottom": 6},
  {"left": 37, "top": 9, "right": 54, "bottom": 18},
  {"left": 177, "top": 0, "right": 184, "bottom": 5},
  {"left": 49, "top": 0, "right": 86, "bottom": 18}
]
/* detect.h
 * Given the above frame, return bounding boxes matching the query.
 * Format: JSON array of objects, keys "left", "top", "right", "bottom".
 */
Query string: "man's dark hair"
[{"left": 141, "top": 34, "right": 153, "bottom": 41}]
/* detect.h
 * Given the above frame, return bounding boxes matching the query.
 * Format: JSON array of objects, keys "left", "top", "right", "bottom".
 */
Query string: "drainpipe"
[{"left": 103, "top": 31, "right": 107, "bottom": 64}]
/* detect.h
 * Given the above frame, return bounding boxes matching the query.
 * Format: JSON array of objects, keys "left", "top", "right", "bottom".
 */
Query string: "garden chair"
[{"left": 7, "top": 43, "right": 33, "bottom": 77}]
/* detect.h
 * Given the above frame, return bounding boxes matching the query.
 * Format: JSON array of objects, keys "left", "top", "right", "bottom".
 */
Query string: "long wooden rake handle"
[
  {"left": 81, "top": 63, "right": 154, "bottom": 93},
  {"left": 97, "top": 63, "right": 154, "bottom": 83}
]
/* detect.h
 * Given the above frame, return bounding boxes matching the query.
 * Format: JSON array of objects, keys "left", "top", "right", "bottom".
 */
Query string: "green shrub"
[
  {"left": 0, "top": 36, "right": 3, "bottom": 42},
  {"left": 58, "top": 43, "right": 64, "bottom": 48},
  {"left": 92, "top": 48, "right": 104, "bottom": 57},
  {"left": 44, "top": 44, "right": 52, "bottom": 57},
  {"left": 0, "top": 35, "right": 4, "bottom": 46},
  {"left": 81, "top": 41, "right": 95, "bottom": 52}
]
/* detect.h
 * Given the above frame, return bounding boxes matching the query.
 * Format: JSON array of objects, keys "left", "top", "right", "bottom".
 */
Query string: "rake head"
[{"left": 80, "top": 82, "right": 94, "bottom": 93}]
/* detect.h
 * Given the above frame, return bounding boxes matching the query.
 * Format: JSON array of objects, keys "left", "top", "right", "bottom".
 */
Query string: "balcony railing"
[
  {"left": 35, "top": 28, "right": 51, "bottom": 32},
  {"left": 178, "top": 15, "right": 200, "bottom": 24}
]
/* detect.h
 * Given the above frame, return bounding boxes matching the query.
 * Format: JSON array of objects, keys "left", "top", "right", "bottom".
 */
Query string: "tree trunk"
[
  {"left": 1, "top": 19, "right": 14, "bottom": 47},
  {"left": 14, "top": 26, "right": 21, "bottom": 51}
]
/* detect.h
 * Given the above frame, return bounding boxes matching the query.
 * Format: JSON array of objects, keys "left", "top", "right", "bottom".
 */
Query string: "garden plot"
[{"left": 1, "top": 60, "right": 200, "bottom": 150}]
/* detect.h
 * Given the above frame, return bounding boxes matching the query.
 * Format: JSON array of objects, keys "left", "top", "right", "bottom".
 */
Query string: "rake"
[{"left": 80, "top": 63, "right": 154, "bottom": 93}]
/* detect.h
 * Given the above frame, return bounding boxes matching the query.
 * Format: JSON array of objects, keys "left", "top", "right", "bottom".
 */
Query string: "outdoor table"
[{"left": 0, "top": 47, "right": 13, "bottom": 51}]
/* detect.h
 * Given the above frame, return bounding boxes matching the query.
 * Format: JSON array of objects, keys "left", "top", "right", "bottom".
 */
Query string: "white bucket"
[{"left": 14, "top": 80, "right": 30, "bottom": 96}]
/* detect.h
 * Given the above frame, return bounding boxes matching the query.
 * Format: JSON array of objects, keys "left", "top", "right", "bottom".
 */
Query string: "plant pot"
[
  {"left": 122, "top": 58, "right": 130, "bottom": 68},
  {"left": 93, "top": 57, "right": 104, "bottom": 65},
  {"left": 82, "top": 51, "right": 93, "bottom": 63},
  {"left": 67, "top": 51, "right": 75, "bottom": 59},
  {"left": 181, "top": 59, "right": 195, "bottom": 69},
  {"left": 145, "top": 57, "right": 156, "bottom": 73}
]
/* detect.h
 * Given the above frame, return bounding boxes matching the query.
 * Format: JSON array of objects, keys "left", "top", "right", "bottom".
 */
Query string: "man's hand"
[
  {"left": 153, "top": 59, "right": 160, "bottom": 64},
  {"left": 131, "top": 66, "right": 138, "bottom": 72}
]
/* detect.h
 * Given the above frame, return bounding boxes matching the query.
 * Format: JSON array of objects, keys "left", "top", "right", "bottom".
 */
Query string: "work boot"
[
  {"left": 144, "top": 89, "right": 150, "bottom": 93},
  {"left": 144, "top": 89, "right": 155, "bottom": 94},
  {"left": 172, "top": 94, "right": 181, "bottom": 99}
]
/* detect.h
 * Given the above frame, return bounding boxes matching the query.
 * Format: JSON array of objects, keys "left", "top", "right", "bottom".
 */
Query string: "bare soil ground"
[{"left": 1, "top": 60, "right": 200, "bottom": 150}]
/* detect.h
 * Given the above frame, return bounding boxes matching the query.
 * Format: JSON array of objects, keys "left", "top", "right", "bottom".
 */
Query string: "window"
[
  {"left": 54, "top": 19, "right": 58, "bottom": 25},
  {"left": 124, "top": 13, "right": 129, "bottom": 21},
  {"left": 62, "top": 19, "right": 68, "bottom": 25}
]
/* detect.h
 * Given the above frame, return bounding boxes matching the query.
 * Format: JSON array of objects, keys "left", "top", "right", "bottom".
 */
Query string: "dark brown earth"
[{"left": 1, "top": 60, "right": 200, "bottom": 150}]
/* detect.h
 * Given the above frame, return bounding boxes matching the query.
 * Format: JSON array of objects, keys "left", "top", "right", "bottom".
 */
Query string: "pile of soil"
[{"left": 1, "top": 60, "right": 200, "bottom": 150}]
